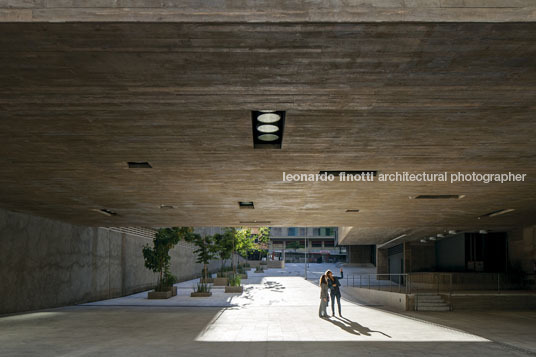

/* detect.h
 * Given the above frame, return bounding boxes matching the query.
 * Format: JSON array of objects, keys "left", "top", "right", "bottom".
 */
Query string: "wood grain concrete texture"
[
  {"left": 0, "top": 22, "right": 535, "bottom": 244},
  {"left": 0, "top": 207, "right": 236, "bottom": 314},
  {"left": 1, "top": 0, "right": 536, "bottom": 22}
]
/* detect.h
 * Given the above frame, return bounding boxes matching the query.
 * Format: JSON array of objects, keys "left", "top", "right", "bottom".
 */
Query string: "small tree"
[
  {"left": 228, "top": 226, "right": 271, "bottom": 273},
  {"left": 213, "top": 230, "right": 234, "bottom": 272},
  {"left": 187, "top": 233, "right": 218, "bottom": 281},
  {"left": 142, "top": 227, "right": 194, "bottom": 292}
]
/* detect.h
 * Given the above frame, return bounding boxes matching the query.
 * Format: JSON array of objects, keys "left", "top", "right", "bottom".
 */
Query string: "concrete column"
[
  {"left": 282, "top": 241, "right": 286, "bottom": 262},
  {"left": 377, "top": 248, "right": 389, "bottom": 280}
]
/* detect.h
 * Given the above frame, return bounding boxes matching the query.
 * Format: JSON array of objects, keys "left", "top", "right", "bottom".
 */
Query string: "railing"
[
  {"left": 345, "top": 274, "right": 411, "bottom": 294},
  {"left": 345, "top": 272, "right": 524, "bottom": 295}
]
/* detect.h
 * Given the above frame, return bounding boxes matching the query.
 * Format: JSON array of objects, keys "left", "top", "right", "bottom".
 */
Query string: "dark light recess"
[
  {"left": 238, "top": 201, "right": 255, "bottom": 209},
  {"left": 346, "top": 209, "right": 360, "bottom": 213},
  {"left": 478, "top": 208, "right": 515, "bottom": 218},
  {"left": 415, "top": 194, "right": 464, "bottom": 199},
  {"left": 93, "top": 208, "right": 117, "bottom": 216},
  {"left": 319, "top": 170, "right": 378, "bottom": 177},
  {"left": 159, "top": 205, "right": 175, "bottom": 209},
  {"left": 127, "top": 161, "right": 152, "bottom": 168},
  {"left": 239, "top": 220, "right": 271, "bottom": 224},
  {"left": 251, "top": 111, "right": 285, "bottom": 149}
]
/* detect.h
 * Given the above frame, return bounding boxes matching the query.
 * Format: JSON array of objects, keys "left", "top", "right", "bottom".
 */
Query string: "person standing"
[
  {"left": 326, "top": 267, "right": 343, "bottom": 317},
  {"left": 319, "top": 274, "right": 329, "bottom": 318}
]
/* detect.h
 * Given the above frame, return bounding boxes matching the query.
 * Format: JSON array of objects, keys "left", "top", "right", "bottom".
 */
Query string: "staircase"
[{"left": 415, "top": 293, "right": 450, "bottom": 311}]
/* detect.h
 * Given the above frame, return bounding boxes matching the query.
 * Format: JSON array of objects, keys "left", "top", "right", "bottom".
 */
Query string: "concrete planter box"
[
  {"left": 190, "top": 292, "right": 212, "bottom": 297},
  {"left": 213, "top": 277, "right": 228, "bottom": 286},
  {"left": 148, "top": 290, "right": 172, "bottom": 299},
  {"left": 237, "top": 273, "right": 248, "bottom": 280},
  {"left": 200, "top": 278, "right": 214, "bottom": 284},
  {"left": 171, "top": 286, "right": 178, "bottom": 296},
  {"left": 255, "top": 268, "right": 264, "bottom": 273},
  {"left": 225, "top": 286, "right": 244, "bottom": 293}
]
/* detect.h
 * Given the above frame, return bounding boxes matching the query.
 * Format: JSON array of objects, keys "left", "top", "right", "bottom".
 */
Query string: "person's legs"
[
  {"left": 319, "top": 300, "right": 323, "bottom": 317},
  {"left": 330, "top": 294, "right": 335, "bottom": 315},
  {"left": 336, "top": 294, "right": 342, "bottom": 316}
]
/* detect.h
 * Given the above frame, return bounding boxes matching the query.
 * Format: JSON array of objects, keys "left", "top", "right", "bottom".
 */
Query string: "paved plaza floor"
[{"left": 1, "top": 263, "right": 535, "bottom": 356}]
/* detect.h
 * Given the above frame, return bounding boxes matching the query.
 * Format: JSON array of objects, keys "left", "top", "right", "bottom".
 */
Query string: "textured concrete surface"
[
  {"left": 1, "top": 264, "right": 535, "bottom": 356},
  {"left": 0, "top": 22, "right": 535, "bottom": 245},
  {"left": 0, "top": 208, "right": 236, "bottom": 314},
  {"left": 2, "top": 0, "right": 536, "bottom": 22}
]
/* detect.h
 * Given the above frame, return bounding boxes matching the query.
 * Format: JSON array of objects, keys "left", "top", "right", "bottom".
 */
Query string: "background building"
[{"left": 268, "top": 227, "right": 347, "bottom": 263}]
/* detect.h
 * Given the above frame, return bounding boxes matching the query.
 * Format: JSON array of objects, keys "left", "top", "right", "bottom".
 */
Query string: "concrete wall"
[
  {"left": 342, "top": 287, "right": 410, "bottom": 311},
  {"left": 404, "top": 241, "right": 436, "bottom": 273},
  {"left": 348, "top": 245, "right": 373, "bottom": 265},
  {"left": 0, "top": 208, "right": 238, "bottom": 314},
  {"left": 436, "top": 233, "right": 466, "bottom": 271},
  {"left": 509, "top": 225, "right": 536, "bottom": 273}
]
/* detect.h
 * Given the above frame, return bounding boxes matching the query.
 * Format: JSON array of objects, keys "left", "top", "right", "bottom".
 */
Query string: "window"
[
  {"left": 288, "top": 227, "right": 297, "bottom": 236},
  {"left": 312, "top": 240, "right": 322, "bottom": 247},
  {"left": 324, "top": 240, "right": 334, "bottom": 247},
  {"left": 299, "top": 227, "right": 306, "bottom": 236}
]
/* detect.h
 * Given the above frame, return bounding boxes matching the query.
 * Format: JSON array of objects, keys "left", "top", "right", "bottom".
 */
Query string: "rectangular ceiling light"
[
  {"left": 319, "top": 170, "right": 378, "bottom": 177},
  {"left": 479, "top": 208, "right": 515, "bottom": 218},
  {"left": 238, "top": 201, "right": 255, "bottom": 209},
  {"left": 346, "top": 209, "right": 360, "bottom": 213},
  {"left": 252, "top": 110, "right": 285, "bottom": 149},
  {"left": 127, "top": 161, "right": 152, "bottom": 168},
  {"left": 239, "top": 220, "right": 271, "bottom": 224},
  {"left": 414, "top": 194, "right": 464, "bottom": 199}
]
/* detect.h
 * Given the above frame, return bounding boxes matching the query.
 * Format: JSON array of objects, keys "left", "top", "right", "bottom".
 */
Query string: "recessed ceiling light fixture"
[
  {"left": 159, "top": 205, "right": 175, "bottom": 209},
  {"left": 239, "top": 220, "right": 271, "bottom": 224},
  {"left": 92, "top": 208, "right": 117, "bottom": 216},
  {"left": 478, "top": 208, "right": 516, "bottom": 219},
  {"left": 414, "top": 194, "right": 464, "bottom": 199},
  {"left": 127, "top": 161, "right": 152, "bottom": 168},
  {"left": 238, "top": 201, "right": 255, "bottom": 209},
  {"left": 429, "top": 236, "right": 436, "bottom": 241},
  {"left": 420, "top": 239, "right": 428, "bottom": 243},
  {"left": 252, "top": 110, "right": 285, "bottom": 149},
  {"left": 345, "top": 209, "right": 360, "bottom": 213}
]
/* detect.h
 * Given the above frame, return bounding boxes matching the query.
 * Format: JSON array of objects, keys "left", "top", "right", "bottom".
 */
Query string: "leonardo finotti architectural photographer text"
[{"left": 282, "top": 171, "right": 527, "bottom": 184}]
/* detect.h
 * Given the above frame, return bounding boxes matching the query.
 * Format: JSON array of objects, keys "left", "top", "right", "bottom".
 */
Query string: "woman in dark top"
[
  {"left": 326, "top": 267, "right": 343, "bottom": 317},
  {"left": 319, "top": 274, "right": 329, "bottom": 318}
]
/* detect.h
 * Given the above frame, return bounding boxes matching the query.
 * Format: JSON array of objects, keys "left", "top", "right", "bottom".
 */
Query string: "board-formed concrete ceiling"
[{"left": 0, "top": 22, "right": 535, "bottom": 245}]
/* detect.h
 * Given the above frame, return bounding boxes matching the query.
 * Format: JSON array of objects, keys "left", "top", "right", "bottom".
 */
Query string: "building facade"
[{"left": 268, "top": 227, "right": 347, "bottom": 263}]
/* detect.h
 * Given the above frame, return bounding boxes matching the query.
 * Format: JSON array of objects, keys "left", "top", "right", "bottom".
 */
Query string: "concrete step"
[
  {"left": 418, "top": 296, "right": 443, "bottom": 301},
  {"left": 418, "top": 306, "right": 451, "bottom": 312},
  {"left": 418, "top": 303, "right": 450, "bottom": 308},
  {"left": 416, "top": 294, "right": 450, "bottom": 312}
]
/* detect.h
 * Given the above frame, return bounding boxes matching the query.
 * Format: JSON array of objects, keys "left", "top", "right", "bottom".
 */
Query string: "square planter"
[
  {"left": 213, "top": 277, "right": 228, "bottom": 286},
  {"left": 225, "top": 286, "right": 244, "bottom": 293},
  {"left": 171, "top": 286, "right": 178, "bottom": 296},
  {"left": 191, "top": 292, "right": 212, "bottom": 297},
  {"left": 148, "top": 290, "right": 172, "bottom": 299},
  {"left": 238, "top": 274, "right": 248, "bottom": 280},
  {"left": 200, "top": 278, "right": 214, "bottom": 284}
]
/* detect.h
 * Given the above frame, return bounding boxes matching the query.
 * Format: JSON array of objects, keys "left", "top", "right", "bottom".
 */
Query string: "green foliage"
[
  {"left": 186, "top": 233, "right": 218, "bottom": 280},
  {"left": 142, "top": 227, "right": 194, "bottom": 291},
  {"left": 227, "top": 273, "right": 241, "bottom": 287},
  {"left": 213, "top": 229, "right": 235, "bottom": 270},
  {"left": 193, "top": 282, "right": 212, "bottom": 293}
]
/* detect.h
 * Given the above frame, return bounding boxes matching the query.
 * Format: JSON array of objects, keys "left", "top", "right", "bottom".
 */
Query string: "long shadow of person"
[{"left": 328, "top": 316, "right": 391, "bottom": 338}]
